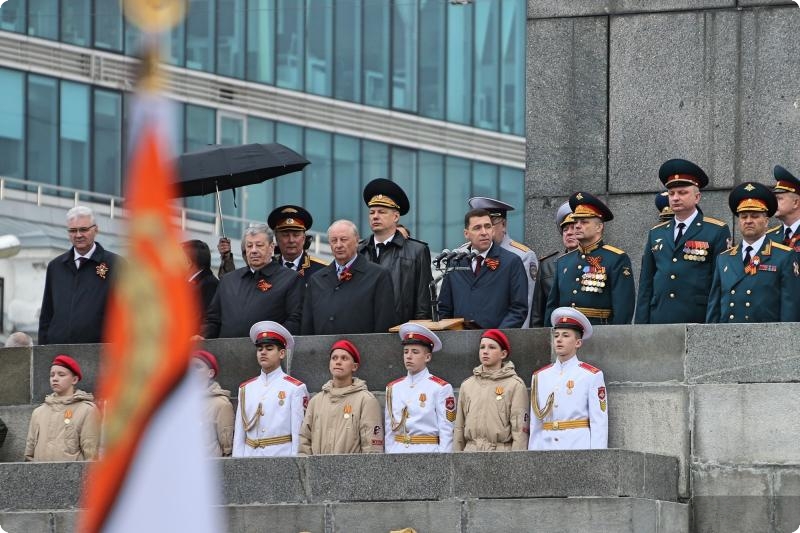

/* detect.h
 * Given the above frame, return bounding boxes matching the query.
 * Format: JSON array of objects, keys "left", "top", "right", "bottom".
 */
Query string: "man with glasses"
[{"left": 38, "top": 206, "right": 122, "bottom": 344}]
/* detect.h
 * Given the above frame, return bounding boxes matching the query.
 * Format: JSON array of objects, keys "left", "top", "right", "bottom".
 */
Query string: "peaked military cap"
[
  {"left": 555, "top": 201, "right": 575, "bottom": 228},
  {"left": 659, "top": 159, "right": 709, "bottom": 189},
  {"left": 551, "top": 307, "right": 593, "bottom": 340},
  {"left": 728, "top": 182, "right": 777, "bottom": 218},
  {"left": 250, "top": 320, "right": 295, "bottom": 351},
  {"left": 363, "top": 178, "right": 410, "bottom": 215},
  {"left": 268, "top": 205, "right": 313, "bottom": 232},
  {"left": 773, "top": 165, "right": 800, "bottom": 195},
  {"left": 398, "top": 322, "right": 442, "bottom": 353},
  {"left": 568, "top": 192, "right": 614, "bottom": 222},
  {"left": 468, "top": 197, "right": 515, "bottom": 219},
  {"left": 655, "top": 191, "right": 674, "bottom": 220}
]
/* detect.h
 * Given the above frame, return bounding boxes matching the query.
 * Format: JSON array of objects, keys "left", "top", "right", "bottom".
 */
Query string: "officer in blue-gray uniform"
[
  {"left": 707, "top": 182, "right": 800, "bottom": 323},
  {"left": 655, "top": 191, "right": 674, "bottom": 221},
  {"left": 544, "top": 192, "right": 635, "bottom": 326},
  {"left": 766, "top": 165, "right": 800, "bottom": 252},
  {"left": 268, "top": 205, "right": 327, "bottom": 278},
  {"left": 467, "top": 197, "right": 539, "bottom": 327},
  {"left": 636, "top": 159, "right": 731, "bottom": 324}
]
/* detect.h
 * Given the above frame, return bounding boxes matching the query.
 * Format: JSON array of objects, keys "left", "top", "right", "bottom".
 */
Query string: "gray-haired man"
[{"left": 202, "top": 224, "right": 304, "bottom": 338}]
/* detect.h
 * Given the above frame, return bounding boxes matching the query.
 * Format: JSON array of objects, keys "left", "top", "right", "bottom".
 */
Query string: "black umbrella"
[{"left": 176, "top": 142, "right": 310, "bottom": 236}]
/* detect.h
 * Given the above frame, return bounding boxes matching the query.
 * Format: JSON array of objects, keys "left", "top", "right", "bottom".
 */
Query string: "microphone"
[
  {"left": 453, "top": 250, "right": 472, "bottom": 262},
  {"left": 433, "top": 249, "right": 451, "bottom": 268},
  {"left": 444, "top": 250, "right": 461, "bottom": 264}
]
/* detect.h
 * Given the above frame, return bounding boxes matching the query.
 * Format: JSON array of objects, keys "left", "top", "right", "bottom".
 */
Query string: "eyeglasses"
[{"left": 67, "top": 225, "right": 96, "bottom": 235}]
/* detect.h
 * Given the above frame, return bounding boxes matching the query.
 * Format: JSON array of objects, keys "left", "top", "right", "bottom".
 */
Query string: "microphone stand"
[{"left": 430, "top": 252, "right": 475, "bottom": 322}]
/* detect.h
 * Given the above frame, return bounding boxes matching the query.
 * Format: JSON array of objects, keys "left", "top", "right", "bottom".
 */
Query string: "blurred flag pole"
[{"left": 78, "top": 1, "right": 223, "bottom": 531}]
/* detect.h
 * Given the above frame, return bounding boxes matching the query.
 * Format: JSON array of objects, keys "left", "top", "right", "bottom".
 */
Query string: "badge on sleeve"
[
  {"left": 303, "top": 395, "right": 309, "bottom": 409},
  {"left": 445, "top": 396, "right": 456, "bottom": 422},
  {"left": 598, "top": 386, "right": 607, "bottom": 412}
]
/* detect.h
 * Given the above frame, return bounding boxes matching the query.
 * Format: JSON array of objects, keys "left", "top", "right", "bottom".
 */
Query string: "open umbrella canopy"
[{"left": 175, "top": 142, "right": 310, "bottom": 198}]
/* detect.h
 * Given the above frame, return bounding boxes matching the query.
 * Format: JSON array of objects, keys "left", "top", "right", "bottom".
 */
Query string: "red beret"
[
  {"left": 330, "top": 339, "right": 361, "bottom": 365},
  {"left": 192, "top": 350, "right": 220, "bottom": 377},
  {"left": 52, "top": 354, "right": 82, "bottom": 381},
  {"left": 481, "top": 329, "right": 511, "bottom": 355}
]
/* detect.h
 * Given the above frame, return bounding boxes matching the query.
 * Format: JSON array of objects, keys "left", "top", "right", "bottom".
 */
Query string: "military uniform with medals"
[
  {"left": 766, "top": 165, "right": 800, "bottom": 252},
  {"left": 268, "top": 205, "right": 328, "bottom": 278}
]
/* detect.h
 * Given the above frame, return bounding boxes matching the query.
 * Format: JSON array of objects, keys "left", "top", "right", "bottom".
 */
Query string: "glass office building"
[{"left": 0, "top": 0, "right": 526, "bottom": 251}]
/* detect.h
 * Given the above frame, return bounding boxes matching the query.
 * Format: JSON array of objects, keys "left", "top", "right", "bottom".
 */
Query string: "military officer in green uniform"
[
  {"left": 636, "top": 159, "right": 731, "bottom": 324},
  {"left": 707, "top": 182, "right": 800, "bottom": 323},
  {"left": 766, "top": 165, "right": 800, "bottom": 252},
  {"left": 544, "top": 192, "right": 635, "bottom": 325}
]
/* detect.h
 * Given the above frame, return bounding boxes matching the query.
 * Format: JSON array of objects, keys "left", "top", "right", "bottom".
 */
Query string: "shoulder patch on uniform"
[
  {"left": 539, "top": 250, "right": 559, "bottom": 261},
  {"left": 579, "top": 362, "right": 600, "bottom": 374},
  {"left": 702, "top": 216, "right": 726, "bottom": 227},
  {"left": 429, "top": 375, "right": 449, "bottom": 386},
  {"left": 309, "top": 255, "right": 327, "bottom": 265},
  {"left": 239, "top": 376, "right": 258, "bottom": 388},
  {"left": 283, "top": 375, "right": 304, "bottom": 386},
  {"left": 651, "top": 220, "right": 671, "bottom": 230},
  {"left": 602, "top": 244, "right": 625, "bottom": 255},
  {"left": 534, "top": 363, "right": 554, "bottom": 375},
  {"left": 771, "top": 241, "right": 793, "bottom": 252},
  {"left": 767, "top": 225, "right": 782, "bottom": 234},
  {"left": 387, "top": 376, "right": 406, "bottom": 388},
  {"left": 509, "top": 240, "right": 531, "bottom": 252}
]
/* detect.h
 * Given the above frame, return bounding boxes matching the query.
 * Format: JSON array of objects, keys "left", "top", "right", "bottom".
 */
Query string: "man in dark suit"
[
  {"left": 636, "top": 159, "right": 731, "bottom": 324},
  {"left": 437, "top": 208, "right": 528, "bottom": 329},
  {"left": 38, "top": 206, "right": 122, "bottom": 345},
  {"left": 302, "top": 220, "right": 397, "bottom": 335},
  {"left": 182, "top": 239, "right": 218, "bottom": 323},
  {"left": 766, "top": 165, "right": 800, "bottom": 252},
  {"left": 707, "top": 182, "right": 800, "bottom": 323},
  {"left": 203, "top": 224, "right": 304, "bottom": 338},
  {"left": 531, "top": 202, "right": 578, "bottom": 327},
  {"left": 268, "top": 205, "right": 327, "bottom": 278},
  {"left": 544, "top": 192, "right": 636, "bottom": 326},
  {"left": 358, "top": 179, "right": 433, "bottom": 322}
]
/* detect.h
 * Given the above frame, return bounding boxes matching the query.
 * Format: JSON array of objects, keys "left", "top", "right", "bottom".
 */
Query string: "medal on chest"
[
  {"left": 278, "top": 390, "right": 286, "bottom": 406},
  {"left": 581, "top": 256, "right": 606, "bottom": 293},
  {"left": 495, "top": 386, "right": 504, "bottom": 401},
  {"left": 566, "top": 380, "right": 575, "bottom": 395},
  {"left": 419, "top": 393, "right": 426, "bottom": 408},
  {"left": 683, "top": 240, "right": 709, "bottom": 262},
  {"left": 343, "top": 404, "right": 352, "bottom": 419},
  {"left": 64, "top": 409, "right": 73, "bottom": 425}
]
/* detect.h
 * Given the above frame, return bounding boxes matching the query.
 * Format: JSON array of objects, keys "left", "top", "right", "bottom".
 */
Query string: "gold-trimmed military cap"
[
  {"left": 568, "top": 191, "right": 614, "bottom": 222},
  {"left": 659, "top": 159, "right": 709, "bottom": 189},
  {"left": 728, "top": 182, "right": 777, "bottom": 217},
  {"left": 468, "top": 197, "right": 515, "bottom": 219},
  {"left": 655, "top": 191, "right": 674, "bottom": 220},
  {"left": 363, "top": 178, "right": 410, "bottom": 215},
  {"left": 268, "top": 205, "right": 313, "bottom": 232},
  {"left": 773, "top": 165, "right": 800, "bottom": 195}
]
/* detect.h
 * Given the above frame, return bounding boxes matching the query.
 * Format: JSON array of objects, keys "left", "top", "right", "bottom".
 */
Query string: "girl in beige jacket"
[
  {"left": 454, "top": 329, "right": 529, "bottom": 452},
  {"left": 299, "top": 339, "right": 384, "bottom": 455},
  {"left": 25, "top": 355, "right": 100, "bottom": 462},
  {"left": 192, "top": 350, "right": 235, "bottom": 457}
]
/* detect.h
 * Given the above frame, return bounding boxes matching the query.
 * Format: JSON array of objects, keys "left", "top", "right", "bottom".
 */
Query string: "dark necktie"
[
  {"left": 77, "top": 257, "right": 87, "bottom": 269},
  {"left": 674, "top": 222, "right": 685, "bottom": 245},
  {"left": 743, "top": 245, "right": 753, "bottom": 266},
  {"left": 376, "top": 242, "right": 386, "bottom": 261},
  {"left": 285, "top": 261, "right": 294, "bottom": 270},
  {"left": 785, "top": 227, "right": 793, "bottom": 245},
  {"left": 474, "top": 256, "right": 483, "bottom": 277}
]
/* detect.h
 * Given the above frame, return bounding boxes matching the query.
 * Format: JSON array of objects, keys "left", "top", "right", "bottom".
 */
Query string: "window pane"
[
  {"left": 418, "top": 0, "right": 445, "bottom": 120},
  {"left": 472, "top": 161, "right": 498, "bottom": 199},
  {"left": 276, "top": 0, "right": 304, "bottom": 90},
  {"left": 124, "top": 20, "right": 141, "bottom": 56},
  {"left": 362, "top": 1, "right": 389, "bottom": 108},
  {"left": 444, "top": 156, "right": 471, "bottom": 245},
  {"left": 501, "top": 0, "right": 525, "bottom": 135},
  {"left": 392, "top": 1, "right": 417, "bottom": 112},
  {"left": 418, "top": 151, "right": 443, "bottom": 251},
  {"left": 333, "top": 134, "right": 360, "bottom": 221},
  {"left": 275, "top": 123, "right": 303, "bottom": 205},
  {"left": 474, "top": 0, "right": 499, "bottom": 130},
  {"left": 60, "top": 82, "right": 90, "bottom": 190},
  {"left": 164, "top": 21, "right": 186, "bottom": 66},
  {"left": 184, "top": 105, "right": 216, "bottom": 213},
  {"left": 304, "top": 129, "right": 332, "bottom": 227},
  {"left": 28, "top": 0, "right": 58, "bottom": 40},
  {"left": 390, "top": 147, "right": 417, "bottom": 230},
  {"left": 246, "top": 0, "right": 275, "bottom": 84},
  {"left": 27, "top": 75, "right": 58, "bottom": 185},
  {"left": 217, "top": 0, "right": 245, "bottom": 78},
  {"left": 306, "top": 0, "right": 332, "bottom": 96},
  {"left": 94, "top": 0, "right": 122, "bottom": 51},
  {"left": 61, "top": 0, "right": 90, "bottom": 46},
  {"left": 334, "top": 0, "right": 361, "bottom": 102},
  {"left": 446, "top": 4, "right": 473, "bottom": 125},
  {"left": 0, "top": 68, "right": 25, "bottom": 179},
  {"left": 360, "top": 140, "right": 388, "bottom": 232},
  {"left": 500, "top": 166, "right": 524, "bottom": 238},
  {"left": 1, "top": 0, "right": 26, "bottom": 33},
  {"left": 245, "top": 117, "right": 275, "bottom": 219},
  {"left": 186, "top": 0, "right": 215, "bottom": 72},
  {"left": 93, "top": 90, "right": 122, "bottom": 196},
  {"left": 218, "top": 115, "right": 244, "bottom": 229}
]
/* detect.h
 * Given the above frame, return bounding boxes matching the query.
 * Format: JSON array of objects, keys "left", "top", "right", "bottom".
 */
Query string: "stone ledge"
[
  {"left": 527, "top": 0, "right": 734, "bottom": 19},
  {"left": 0, "top": 450, "right": 678, "bottom": 511}
]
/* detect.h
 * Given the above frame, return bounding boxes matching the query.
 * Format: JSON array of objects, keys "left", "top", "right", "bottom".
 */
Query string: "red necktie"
[{"left": 474, "top": 256, "right": 483, "bottom": 277}]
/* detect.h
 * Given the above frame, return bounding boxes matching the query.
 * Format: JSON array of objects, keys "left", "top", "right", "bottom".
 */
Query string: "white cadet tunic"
[
  {"left": 528, "top": 356, "right": 608, "bottom": 450},
  {"left": 385, "top": 368, "right": 456, "bottom": 453},
  {"left": 233, "top": 367, "right": 309, "bottom": 457}
]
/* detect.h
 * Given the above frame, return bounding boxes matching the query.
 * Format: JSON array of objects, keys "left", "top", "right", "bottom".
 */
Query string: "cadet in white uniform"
[
  {"left": 528, "top": 307, "right": 608, "bottom": 450},
  {"left": 468, "top": 197, "right": 539, "bottom": 327},
  {"left": 232, "top": 321, "right": 309, "bottom": 457},
  {"left": 385, "top": 323, "right": 455, "bottom": 453}
]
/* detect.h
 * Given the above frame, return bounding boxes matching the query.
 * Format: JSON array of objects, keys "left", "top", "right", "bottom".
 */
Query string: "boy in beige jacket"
[
  {"left": 192, "top": 350, "right": 234, "bottom": 457},
  {"left": 25, "top": 355, "right": 100, "bottom": 462},
  {"left": 454, "top": 329, "right": 529, "bottom": 452},
  {"left": 299, "top": 340, "right": 384, "bottom": 454}
]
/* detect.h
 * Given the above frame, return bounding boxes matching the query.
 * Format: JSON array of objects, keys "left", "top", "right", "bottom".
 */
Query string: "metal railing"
[{"left": 0, "top": 175, "right": 327, "bottom": 255}]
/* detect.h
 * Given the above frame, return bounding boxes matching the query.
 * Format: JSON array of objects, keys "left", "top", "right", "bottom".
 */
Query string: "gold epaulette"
[
  {"left": 703, "top": 216, "right": 727, "bottom": 227},
  {"left": 309, "top": 255, "right": 327, "bottom": 265},
  {"left": 651, "top": 220, "right": 671, "bottom": 230},
  {"left": 602, "top": 244, "right": 625, "bottom": 255},
  {"left": 725, "top": 245, "right": 739, "bottom": 256},
  {"left": 771, "top": 241, "right": 792, "bottom": 252},
  {"left": 767, "top": 225, "right": 782, "bottom": 234},
  {"left": 509, "top": 240, "right": 532, "bottom": 252}
]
